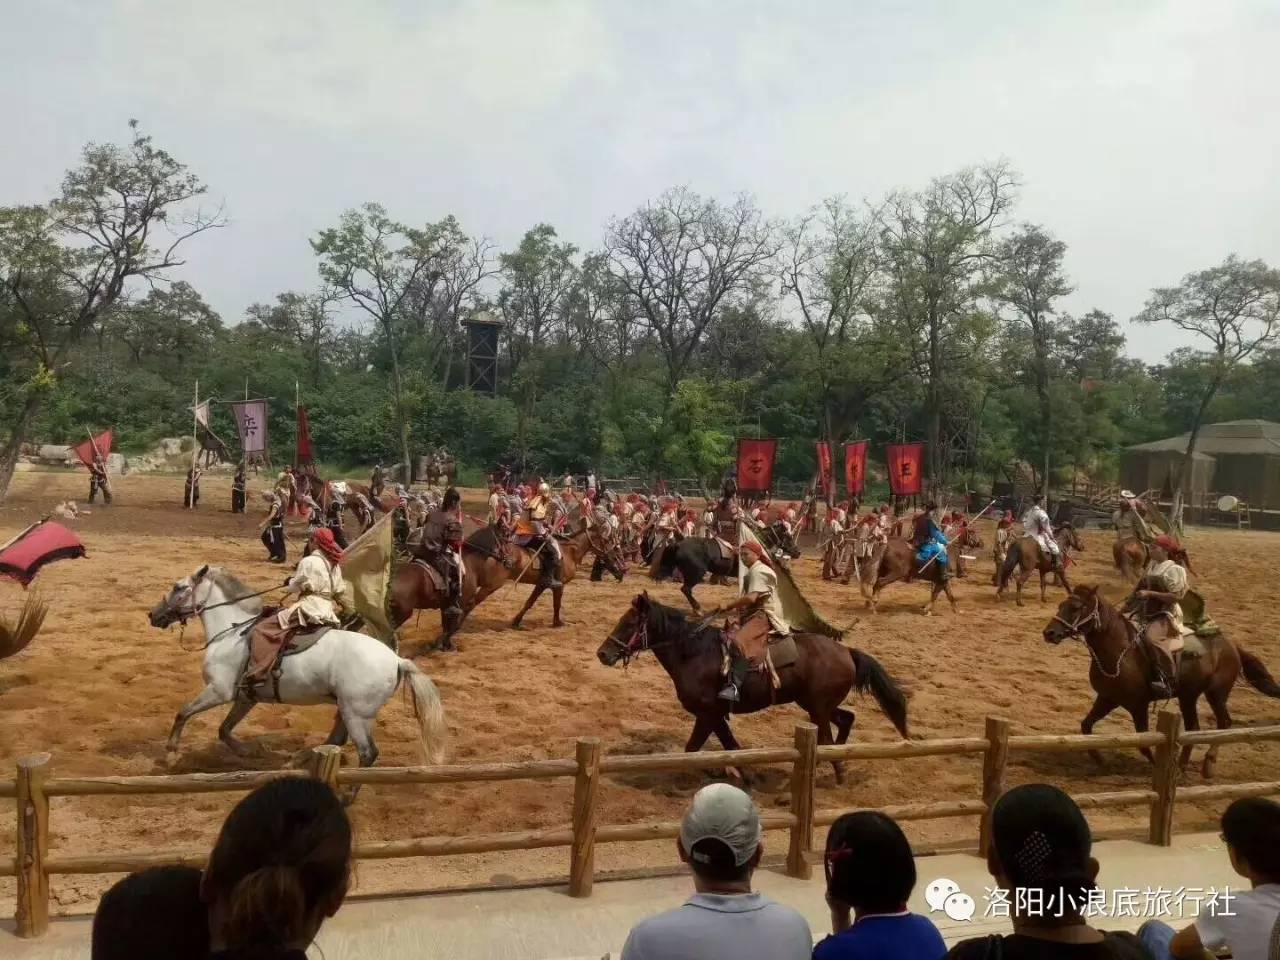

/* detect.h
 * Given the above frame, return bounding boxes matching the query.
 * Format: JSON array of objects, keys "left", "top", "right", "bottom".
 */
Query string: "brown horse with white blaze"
[
  {"left": 997, "top": 524, "right": 1084, "bottom": 605},
  {"left": 1043, "top": 585, "right": 1280, "bottom": 777}
]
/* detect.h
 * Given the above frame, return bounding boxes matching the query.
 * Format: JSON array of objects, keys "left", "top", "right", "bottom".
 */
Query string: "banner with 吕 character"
[
  {"left": 735, "top": 438, "right": 778, "bottom": 494},
  {"left": 885, "top": 441, "right": 925, "bottom": 496}
]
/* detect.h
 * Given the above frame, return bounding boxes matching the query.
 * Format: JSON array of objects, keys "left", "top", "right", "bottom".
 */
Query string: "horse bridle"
[
  {"left": 603, "top": 612, "right": 655, "bottom": 665},
  {"left": 1049, "top": 594, "right": 1101, "bottom": 639}
]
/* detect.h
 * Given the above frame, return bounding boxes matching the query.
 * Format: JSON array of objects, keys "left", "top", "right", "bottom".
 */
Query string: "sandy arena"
[{"left": 2, "top": 472, "right": 1279, "bottom": 917}]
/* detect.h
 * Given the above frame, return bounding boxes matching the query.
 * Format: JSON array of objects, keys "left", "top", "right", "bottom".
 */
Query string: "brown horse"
[
  {"left": 1113, "top": 536, "right": 1193, "bottom": 583},
  {"left": 997, "top": 524, "right": 1085, "bottom": 605},
  {"left": 597, "top": 593, "right": 909, "bottom": 783},
  {"left": 864, "top": 538, "right": 965, "bottom": 615},
  {"left": 1043, "top": 585, "right": 1280, "bottom": 777}
]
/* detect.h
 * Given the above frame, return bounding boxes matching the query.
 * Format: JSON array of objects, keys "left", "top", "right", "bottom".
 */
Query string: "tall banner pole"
[{"left": 187, "top": 380, "right": 199, "bottom": 508}]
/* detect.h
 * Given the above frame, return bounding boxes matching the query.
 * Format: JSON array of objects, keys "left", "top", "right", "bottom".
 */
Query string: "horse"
[
  {"left": 654, "top": 525, "right": 800, "bottom": 611},
  {"left": 459, "top": 523, "right": 626, "bottom": 629},
  {"left": 864, "top": 538, "right": 965, "bottom": 615},
  {"left": 1043, "top": 585, "right": 1280, "bottom": 777},
  {"left": 597, "top": 593, "right": 910, "bottom": 783},
  {"left": 758, "top": 521, "right": 802, "bottom": 568},
  {"left": 1113, "top": 536, "right": 1193, "bottom": 583},
  {"left": 997, "top": 524, "right": 1085, "bottom": 605},
  {"left": 148, "top": 565, "right": 447, "bottom": 772}
]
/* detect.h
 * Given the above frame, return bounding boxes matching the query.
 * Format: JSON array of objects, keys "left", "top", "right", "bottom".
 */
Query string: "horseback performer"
[
  {"left": 417, "top": 487, "right": 466, "bottom": 636},
  {"left": 713, "top": 479, "right": 742, "bottom": 548},
  {"left": 184, "top": 466, "right": 202, "bottom": 508},
  {"left": 231, "top": 463, "right": 247, "bottom": 514},
  {"left": 714, "top": 539, "right": 790, "bottom": 703},
  {"left": 1113, "top": 491, "right": 1154, "bottom": 543},
  {"left": 391, "top": 485, "right": 411, "bottom": 548},
  {"left": 912, "top": 501, "right": 951, "bottom": 577},
  {"left": 370, "top": 463, "right": 385, "bottom": 500},
  {"left": 679, "top": 507, "right": 697, "bottom": 539},
  {"left": 88, "top": 455, "right": 112, "bottom": 505},
  {"left": 244, "top": 528, "right": 352, "bottom": 690},
  {"left": 524, "top": 481, "right": 563, "bottom": 588},
  {"left": 487, "top": 483, "right": 503, "bottom": 525},
  {"left": 1124, "top": 534, "right": 1190, "bottom": 699},
  {"left": 1021, "top": 494, "right": 1063, "bottom": 575},
  {"left": 258, "top": 492, "right": 287, "bottom": 564},
  {"left": 324, "top": 488, "right": 348, "bottom": 549},
  {"left": 822, "top": 506, "right": 851, "bottom": 580},
  {"left": 993, "top": 509, "right": 1016, "bottom": 574}
]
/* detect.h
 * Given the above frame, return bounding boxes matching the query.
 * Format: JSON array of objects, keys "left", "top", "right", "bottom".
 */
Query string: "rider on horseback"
[
  {"left": 713, "top": 478, "right": 742, "bottom": 550},
  {"left": 1114, "top": 490, "right": 1154, "bottom": 543},
  {"left": 912, "top": 501, "right": 950, "bottom": 577},
  {"left": 418, "top": 486, "right": 466, "bottom": 634},
  {"left": 325, "top": 485, "right": 348, "bottom": 549},
  {"left": 525, "top": 482, "right": 563, "bottom": 589},
  {"left": 716, "top": 539, "right": 791, "bottom": 703},
  {"left": 1124, "top": 534, "right": 1190, "bottom": 699},
  {"left": 1022, "top": 494, "right": 1063, "bottom": 574}
]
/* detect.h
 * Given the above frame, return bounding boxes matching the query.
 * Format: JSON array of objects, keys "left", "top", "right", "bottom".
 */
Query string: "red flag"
[
  {"left": 296, "top": 406, "right": 314, "bottom": 466},
  {"left": 736, "top": 438, "right": 778, "bottom": 494},
  {"left": 814, "top": 441, "right": 833, "bottom": 498},
  {"left": 72, "top": 429, "right": 113, "bottom": 469},
  {"left": 843, "top": 441, "right": 867, "bottom": 496},
  {"left": 886, "top": 442, "right": 925, "bottom": 496}
]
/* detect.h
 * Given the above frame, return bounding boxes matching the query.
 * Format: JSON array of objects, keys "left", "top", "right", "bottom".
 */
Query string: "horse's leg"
[
  {"left": 217, "top": 698, "right": 257, "bottom": 757},
  {"left": 942, "top": 578, "right": 960, "bottom": 614},
  {"left": 1059, "top": 567, "right": 1072, "bottom": 595},
  {"left": 922, "top": 581, "right": 941, "bottom": 616},
  {"left": 338, "top": 712, "right": 379, "bottom": 805},
  {"left": 809, "top": 708, "right": 844, "bottom": 783},
  {"left": 1177, "top": 691, "right": 1200, "bottom": 773},
  {"left": 1081, "top": 694, "right": 1117, "bottom": 766},
  {"left": 1125, "top": 704, "right": 1155, "bottom": 764},
  {"left": 551, "top": 586, "right": 564, "bottom": 628},
  {"left": 681, "top": 577, "right": 701, "bottom": 611},
  {"left": 834, "top": 707, "right": 856, "bottom": 745},
  {"left": 325, "top": 712, "right": 349, "bottom": 747},
  {"left": 684, "top": 715, "right": 715, "bottom": 753},
  {"left": 511, "top": 584, "right": 545, "bottom": 629},
  {"left": 1015, "top": 568, "right": 1028, "bottom": 607},
  {"left": 711, "top": 715, "right": 749, "bottom": 783},
  {"left": 166, "top": 683, "right": 234, "bottom": 755},
  {"left": 1038, "top": 568, "right": 1047, "bottom": 603},
  {"left": 1202, "top": 688, "right": 1233, "bottom": 780}
]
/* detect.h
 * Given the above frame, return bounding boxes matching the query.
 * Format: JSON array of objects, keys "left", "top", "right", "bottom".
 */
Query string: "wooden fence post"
[
  {"left": 569, "top": 738, "right": 602, "bottom": 897},
  {"left": 1149, "top": 708, "right": 1182, "bottom": 846},
  {"left": 978, "top": 717, "right": 1011, "bottom": 858},
  {"left": 787, "top": 723, "right": 819, "bottom": 880},
  {"left": 16, "top": 753, "right": 51, "bottom": 938},
  {"left": 308, "top": 745, "right": 342, "bottom": 790}
]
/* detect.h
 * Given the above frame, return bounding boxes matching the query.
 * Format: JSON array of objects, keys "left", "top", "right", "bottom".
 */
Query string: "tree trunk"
[
  {"left": 926, "top": 311, "right": 944, "bottom": 491},
  {"left": 0, "top": 394, "right": 43, "bottom": 504},
  {"left": 1173, "top": 371, "right": 1223, "bottom": 529},
  {"left": 388, "top": 345, "right": 411, "bottom": 484}
]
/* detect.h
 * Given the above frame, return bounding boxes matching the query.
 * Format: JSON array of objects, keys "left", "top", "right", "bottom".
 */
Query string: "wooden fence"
[{"left": 5, "top": 711, "right": 1280, "bottom": 938}]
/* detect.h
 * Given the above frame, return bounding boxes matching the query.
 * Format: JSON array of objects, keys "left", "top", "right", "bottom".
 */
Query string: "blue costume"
[{"left": 913, "top": 514, "right": 949, "bottom": 568}]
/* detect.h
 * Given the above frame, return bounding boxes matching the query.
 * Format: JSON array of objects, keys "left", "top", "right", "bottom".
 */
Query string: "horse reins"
[{"left": 1050, "top": 595, "right": 1131, "bottom": 680}]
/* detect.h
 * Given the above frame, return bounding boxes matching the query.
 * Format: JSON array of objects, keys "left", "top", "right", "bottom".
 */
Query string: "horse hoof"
[
  {"left": 552, "top": 620, "right": 565, "bottom": 628},
  {"left": 510, "top": 621, "right": 524, "bottom": 630}
]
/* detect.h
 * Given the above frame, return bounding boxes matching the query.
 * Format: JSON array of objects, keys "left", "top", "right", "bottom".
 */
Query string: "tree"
[
  {"left": 312, "top": 205, "right": 467, "bottom": 480},
  {"left": 1134, "top": 254, "right": 1280, "bottom": 525},
  {"left": 877, "top": 163, "right": 1018, "bottom": 488},
  {"left": 0, "top": 123, "right": 220, "bottom": 501},
  {"left": 245, "top": 290, "right": 337, "bottom": 388},
  {"left": 990, "top": 224, "right": 1073, "bottom": 497}
]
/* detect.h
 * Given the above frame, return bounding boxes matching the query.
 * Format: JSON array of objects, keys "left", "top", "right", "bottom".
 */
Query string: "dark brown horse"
[
  {"left": 1113, "top": 537, "right": 1193, "bottom": 583},
  {"left": 997, "top": 524, "right": 1085, "bottom": 605},
  {"left": 597, "top": 593, "right": 910, "bottom": 782},
  {"left": 864, "top": 538, "right": 965, "bottom": 615},
  {"left": 1043, "top": 585, "right": 1280, "bottom": 777}
]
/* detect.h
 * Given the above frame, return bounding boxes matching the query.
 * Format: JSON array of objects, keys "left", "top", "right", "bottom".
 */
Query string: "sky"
[{"left": 3, "top": 0, "right": 1278, "bottom": 362}]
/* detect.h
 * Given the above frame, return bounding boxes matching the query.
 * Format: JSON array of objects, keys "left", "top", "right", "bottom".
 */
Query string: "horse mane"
[
  {"left": 463, "top": 525, "right": 500, "bottom": 556},
  {"left": 208, "top": 567, "right": 264, "bottom": 614},
  {"left": 644, "top": 598, "right": 722, "bottom": 659}
]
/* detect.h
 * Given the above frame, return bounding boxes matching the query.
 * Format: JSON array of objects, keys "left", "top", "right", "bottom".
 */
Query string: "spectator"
[
  {"left": 202, "top": 778, "right": 352, "bottom": 960},
  {"left": 947, "top": 784, "right": 1148, "bottom": 959},
  {"left": 1138, "top": 796, "right": 1280, "bottom": 960},
  {"left": 814, "top": 811, "right": 945, "bottom": 960},
  {"left": 620, "top": 782, "right": 812, "bottom": 960},
  {"left": 92, "top": 865, "right": 209, "bottom": 960}
]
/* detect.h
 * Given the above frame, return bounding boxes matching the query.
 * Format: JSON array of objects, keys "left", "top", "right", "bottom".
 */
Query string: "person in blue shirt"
[
  {"left": 814, "top": 811, "right": 946, "bottom": 960},
  {"left": 912, "top": 501, "right": 951, "bottom": 576}
]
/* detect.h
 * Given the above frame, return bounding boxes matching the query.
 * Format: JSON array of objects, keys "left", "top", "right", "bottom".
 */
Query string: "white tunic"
[
  {"left": 279, "top": 554, "right": 347, "bottom": 628},
  {"left": 742, "top": 561, "right": 790, "bottom": 636},
  {"left": 1021, "top": 505, "right": 1060, "bottom": 555}
]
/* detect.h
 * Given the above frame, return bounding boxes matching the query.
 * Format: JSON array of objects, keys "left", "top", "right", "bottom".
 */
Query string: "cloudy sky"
[{"left": 4, "top": 0, "right": 1277, "bottom": 361}]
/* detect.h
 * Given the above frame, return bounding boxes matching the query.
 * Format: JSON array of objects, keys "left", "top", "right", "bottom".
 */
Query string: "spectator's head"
[
  {"left": 202, "top": 778, "right": 351, "bottom": 955},
  {"left": 92, "top": 865, "right": 209, "bottom": 960},
  {"left": 824, "top": 812, "right": 917, "bottom": 918},
  {"left": 1221, "top": 797, "right": 1280, "bottom": 886},
  {"left": 988, "top": 784, "right": 1097, "bottom": 920},
  {"left": 678, "top": 783, "right": 763, "bottom": 889}
]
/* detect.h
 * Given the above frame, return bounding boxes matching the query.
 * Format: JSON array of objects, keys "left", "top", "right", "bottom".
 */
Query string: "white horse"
[{"left": 149, "top": 565, "right": 446, "bottom": 768}]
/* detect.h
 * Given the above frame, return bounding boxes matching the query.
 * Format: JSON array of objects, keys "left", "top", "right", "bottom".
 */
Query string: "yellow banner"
[{"left": 340, "top": 514, "right": 395, "bottom": 644}]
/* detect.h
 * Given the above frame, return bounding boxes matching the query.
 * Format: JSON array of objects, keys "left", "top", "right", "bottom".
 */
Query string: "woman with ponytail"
[{"left": 202, "top": 778, "right": 352, "bottom": 959}]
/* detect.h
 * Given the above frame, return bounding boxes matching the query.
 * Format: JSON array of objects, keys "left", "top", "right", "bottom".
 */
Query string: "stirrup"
[
  {"left": 1149, "top": 680, "right": 1175, "bottom": 699},
  {"left": 718, "top": 682, "right": 740, "bottom": 703}
]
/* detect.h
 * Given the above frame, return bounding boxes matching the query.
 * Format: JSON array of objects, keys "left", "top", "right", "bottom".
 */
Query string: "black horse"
[{"left": 653, "top": 522, "right": 800, "bottom": 610}]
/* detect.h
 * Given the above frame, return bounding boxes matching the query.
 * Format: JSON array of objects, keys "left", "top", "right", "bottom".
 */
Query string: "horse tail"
[
  {"left": 1239, "top": 648, "right": 1280, "bottom": 698},
  {"left": 850, "top": 648, "right": 909, "bottom": 738},
  {"left": 398, "top": 659, "right": 448, "bottom": 764}
]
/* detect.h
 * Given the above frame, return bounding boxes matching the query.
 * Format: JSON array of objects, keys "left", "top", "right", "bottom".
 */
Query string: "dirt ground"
[{"left": 2, "top": 471, "right": 1279, "bottom": 915}]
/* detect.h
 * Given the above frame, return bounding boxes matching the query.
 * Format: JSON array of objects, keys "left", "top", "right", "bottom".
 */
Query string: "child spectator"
[
  {"left": 92, "top": 865, "right": 209, "bottom": 960},
  {"left": 814, "top": 811, "right": 945, "bottom": 960}
]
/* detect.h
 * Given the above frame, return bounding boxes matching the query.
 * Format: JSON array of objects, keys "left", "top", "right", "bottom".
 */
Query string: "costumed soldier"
[
  {"left": 231, "top": 462, "right": 247, "bottom": 514},
  {"left": 524, "top": 481, "right": 562, "bottom": 588},
  {"left": 1021, "top": 494, "right": 1063, "bottom": 573},
  {"left": 259, "top": 491, "right": 287, "bottom": 563},
  {"left": 713, "top": 539, "right": 790, "bottom": 703},
  {"left": 993, "top": 509, "right": 1016, "bottom": 579},
  {"left": 324, "top": 489, "right": 348, "bottom": 549},
  {"left": 911, "top": 501, "right": 951, "bottom": 576},
  {"left": 370, "top": 463, "right": 385, "bottom": 500},
  {"left": 418, "top": 487, "right": 466, "bottom": 636},
  {"left": 88, "top": 455, "right": 112, "bottom": 505},
  {"left": 1124, "top": 534, "right": 1191, "bottom": 698}
]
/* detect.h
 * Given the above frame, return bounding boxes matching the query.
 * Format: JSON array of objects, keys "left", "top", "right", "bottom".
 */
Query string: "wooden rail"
[{"left": 5, "top": 715, "right": 1280, "bottom": 938}]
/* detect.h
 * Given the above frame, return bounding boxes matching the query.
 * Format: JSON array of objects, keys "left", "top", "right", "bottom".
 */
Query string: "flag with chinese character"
[
  {"left": 736, "top": 438, "right": 778, "bottom": 494},
  {"left": 231, "top": 401, "right": 268, "bottom": 454},
  {"left": 814, "top": 441, "right": 833, "bottom": 500},
  {"left": 296, "top": 404, "right": 314, "bottom": 466},
  {"left": 843, "top": 441, "right": 867, "bottom": 497},
  {"left": 72, "top": 428, "right": 113, "bottom": 468},
  {"left": 886, "top": 442, "right": 925, "bottom": 496}
]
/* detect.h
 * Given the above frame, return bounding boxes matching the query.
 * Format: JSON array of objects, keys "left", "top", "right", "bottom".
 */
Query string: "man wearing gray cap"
[{"left": 620, "top": 783, "right": 812, "bottom": 960}]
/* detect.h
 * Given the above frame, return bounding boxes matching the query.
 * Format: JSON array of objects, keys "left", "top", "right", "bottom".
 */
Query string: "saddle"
[
  {"left": 242, "top": 608, "right": 333, "bottom": 701},
  {"left": 712, "top": 537, "right": 736, "bottom": 562},
  {"left": 724, "top": 611, "right": 799, "bottom": 690},
  {"left": 411, "top": 557, "right": 449, "bottom": 593}
]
